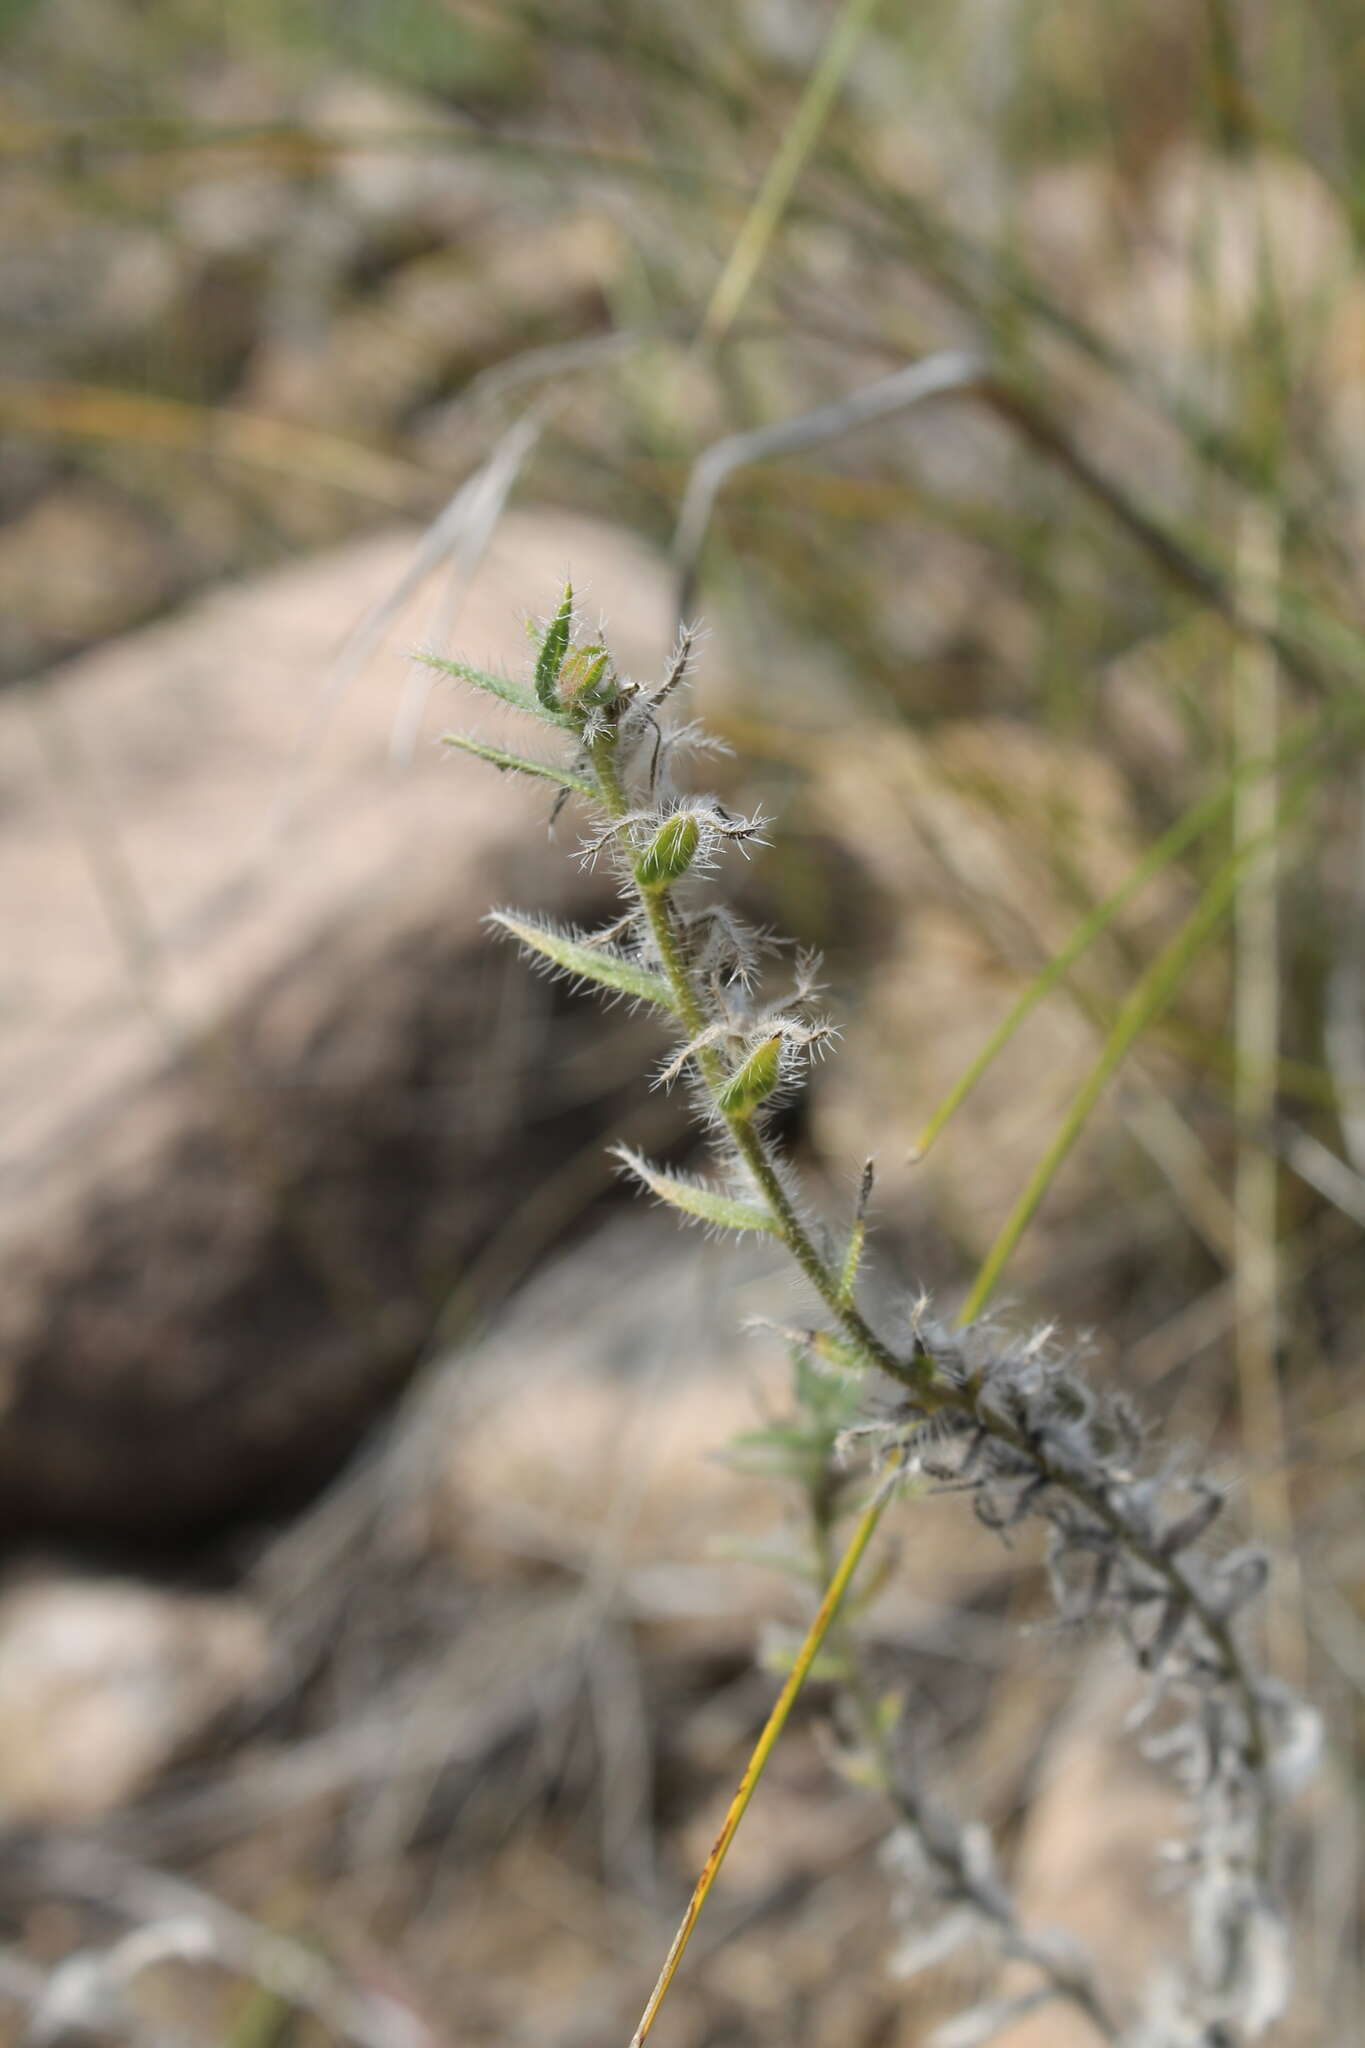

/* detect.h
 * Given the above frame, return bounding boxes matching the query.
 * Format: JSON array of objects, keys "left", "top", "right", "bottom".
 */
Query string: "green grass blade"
[
  {"left": 701, "top": 0, "right": 886, "bottom": 345},
  {"left": 913, "top": 698, "right": 1362, "bottom": 1162},
  {"left": 958, "top": 798, "right": 1307, "bottom": 1327}
]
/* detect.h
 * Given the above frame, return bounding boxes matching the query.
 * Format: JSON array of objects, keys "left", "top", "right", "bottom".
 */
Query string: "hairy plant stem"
[
  {"left": 590, "top": 728, "right": 914, "bottom": 1387},
  {"left": 592, "top": 715, "right": 1274, "bottom": 1884}
]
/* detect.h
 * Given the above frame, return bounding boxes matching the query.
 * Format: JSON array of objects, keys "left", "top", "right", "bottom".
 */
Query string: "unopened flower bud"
[
  {"left": 718, "top": 1034, "right": 783, "bottom": 1117},
  {"left": 637, "top": 812, "right": 700, "bottom": 890},
  {"left": 558, "top": 644, "right": 615, "bottom": 710}
]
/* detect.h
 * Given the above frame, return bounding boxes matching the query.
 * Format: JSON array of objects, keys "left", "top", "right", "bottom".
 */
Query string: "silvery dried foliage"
[
  {"left": 436, "top": 591, "right": 1316, "bottom": 2047},
  {"left": 836, "top": 1311, "right": 1320, "bottom": 2044}
]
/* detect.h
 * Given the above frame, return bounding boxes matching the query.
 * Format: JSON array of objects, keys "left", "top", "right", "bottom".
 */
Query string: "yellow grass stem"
[{"left": 627, "top": 1490, "right": 884, "bottom": 2045}]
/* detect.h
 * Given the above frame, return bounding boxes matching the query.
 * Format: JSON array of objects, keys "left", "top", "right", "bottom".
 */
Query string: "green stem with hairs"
[{"left": 590, "top": 729, "right": 915, "bottom": 1388}]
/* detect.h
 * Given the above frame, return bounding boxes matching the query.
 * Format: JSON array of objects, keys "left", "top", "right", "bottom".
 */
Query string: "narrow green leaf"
[
  {"left": 417, "top": 652, "right": 573, "bottom": 728},
  {"left": 910, "top": 694, "right": 1365, "bottom": 1161},
  {"left": 612, "top": 1147, "right": 779, "bottom": 1233},
  {"left": 959, "top": 776, "right": 1315, "bottom": 1326},
  {"left": 442, "top": 732, "right": 595, "bottom": 798},
  {"left": 489, "top": 912, "right": 678, "bottom": 1012},
  {"left": 730, "top": 1420, "right": 832, "bottom": 1451},
  {"left": 710, "top": 1537, "right": 822, "bottom": 1583},
  {"left": 702, "top": 0, "right": 887, "bottom": 345},
  {"left": 534, "top": 582, "right": 575, "bottom": 707}
]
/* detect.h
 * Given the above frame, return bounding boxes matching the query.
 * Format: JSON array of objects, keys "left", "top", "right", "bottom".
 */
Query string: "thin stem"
[
  {"left": 729, "top": 1117, "right": 909, "bottom": 1382},
  {"left": 627, "top": 1497, "right": 883, "bottom": 2045}
]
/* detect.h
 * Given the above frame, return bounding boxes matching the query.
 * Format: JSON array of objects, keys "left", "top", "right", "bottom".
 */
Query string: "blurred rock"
[
  {"left": 0, "top": 509, "right": 687, "bottom": 1539},
  {"left": 0, "top": 1575, "right": 266, "bottom": 1825}
]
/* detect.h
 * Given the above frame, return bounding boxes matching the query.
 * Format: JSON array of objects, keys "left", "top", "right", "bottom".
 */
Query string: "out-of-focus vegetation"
[
  {"left": 9, "top": 1, "right": 1364, "bottom": 699},
  {"left": 2, "top": 3, "right": 1364, "bottom": 2044}
]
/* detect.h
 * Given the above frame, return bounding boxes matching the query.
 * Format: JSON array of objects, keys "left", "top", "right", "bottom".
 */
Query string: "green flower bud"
[
  {"left": 717, "top": 1034, "right": 783, "bottom": 1118},
  {"left": 557, "top": 644, "right": 615, "bottom": 711},
  {"left": 636, "top": 812, "right": 701, "bottom": 890}
]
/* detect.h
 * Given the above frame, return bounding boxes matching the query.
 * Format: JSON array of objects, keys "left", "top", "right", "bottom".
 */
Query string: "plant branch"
[{"left": 590, "top": 729, "right": 916, "bottom": 1387}]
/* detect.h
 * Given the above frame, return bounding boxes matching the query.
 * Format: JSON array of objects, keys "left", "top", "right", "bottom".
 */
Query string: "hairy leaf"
[
  {"left": 489, "top": 911, "right": 678, "bottom": 1011},
  {"left": 442, "top": 732, "right": 595, "bottom": 797},
  {"left": 534, "top": 582, "right": 575, "bottom": 707},
  {"left": 418, "top": 652, "right": 573, "bottom": 727},
  {"left": 612, "top": 1147, "right": 779, "bottom": 1233}
]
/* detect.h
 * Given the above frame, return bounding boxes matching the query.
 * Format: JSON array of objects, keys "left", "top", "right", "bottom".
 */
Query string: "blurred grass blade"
[
  {"left": 702, "top": 0, "right": 887, "bottom": 344},
  {"left": 959, "top": 798, "right": 1308, "bottom": 1327},
  {"left": 913, "top": 769, "right": 1252, "bottom": 1162},
  {"left": 673, "top": 352, "right": 983, "bottom": 624},
  {"left": 913, "top": 694, "right": 1365, "bottom": 1162},
  {"left": 0, "top": 378, "right": 420, "bottom": 506}
]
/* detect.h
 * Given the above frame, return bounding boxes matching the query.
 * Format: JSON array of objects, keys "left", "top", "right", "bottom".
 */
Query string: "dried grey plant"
[{"left": 431, "top": 589, "right": 1317, "bottom": 2048}]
